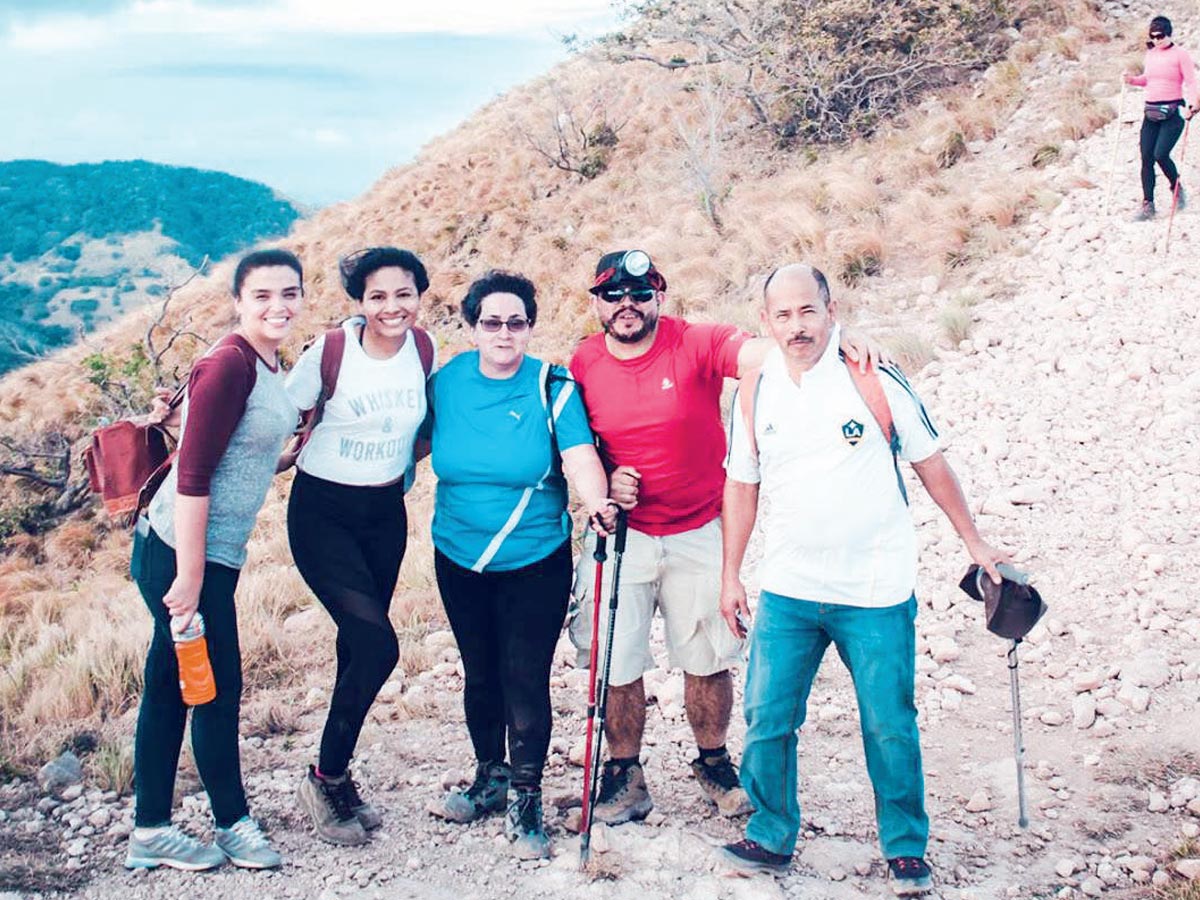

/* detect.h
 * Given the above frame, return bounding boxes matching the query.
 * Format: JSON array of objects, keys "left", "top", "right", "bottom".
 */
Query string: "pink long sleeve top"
[{"left": 1129, "top": 43, "right": 1198, "bottom": 105}]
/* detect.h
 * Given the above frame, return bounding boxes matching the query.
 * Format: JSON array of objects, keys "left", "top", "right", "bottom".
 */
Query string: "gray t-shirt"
[{"left": 148, "top": 334, "right": 297, "bottom": 569}]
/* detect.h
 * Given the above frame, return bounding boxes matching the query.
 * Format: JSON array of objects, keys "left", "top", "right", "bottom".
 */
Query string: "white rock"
[
  {"left": 87, "top": 808, "right": 110, "bottom": 829},
  {"left": 1080, "top": 876, "right": 1104, "bottom": 896},
  {"left": 929, "top": 637, "right": 961, "bottom": 664},
  {"left": 1073, "top": 670, "right": 1104, "bottom": 692},
  {"left": 1175, "top": 859, "right": 1200, "bottom": 881},
  {"left": 1040, "top": 709, "right": 1065, "bottom": 726},
  {"left": 1121, "top": 651, "right": 1171, "bottom": 689},
  {"left": 965, "top": 789, "right": 993, "bottom": 812},
  {"left": 1117, "top": 683, "right": 1151, "bottom": 713},
  {"left": 1073, "top": 695, "right": 1097, "bottom": 730},
  {"left": 1055, "top": 858, "right": 1078, "bottom": 877},
  {"left": 1148, "top": 792, "right": 1169, "bottom": 812}
]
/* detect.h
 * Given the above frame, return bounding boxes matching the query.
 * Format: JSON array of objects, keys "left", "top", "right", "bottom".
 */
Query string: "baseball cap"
[
  {"left": 590, "top": 250, "right": 667, "bottom": 295},
  {"left": 958, "top": 563, "right": 1047, "bottom": 640}
]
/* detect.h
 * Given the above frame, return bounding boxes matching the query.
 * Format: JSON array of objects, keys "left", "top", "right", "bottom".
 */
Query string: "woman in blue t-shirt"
[{"left": 428, "top": 270, "right": 614, "bottom": 860}]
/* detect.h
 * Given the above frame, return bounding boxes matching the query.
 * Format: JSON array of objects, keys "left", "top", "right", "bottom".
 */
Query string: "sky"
[{"left": 0, "top": 0, "right": 620, "bottom": 207}]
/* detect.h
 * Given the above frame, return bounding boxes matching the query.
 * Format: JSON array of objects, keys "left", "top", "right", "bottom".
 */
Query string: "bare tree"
[
  {"left": 608, "top": 0, "right": 1011, "bottom": 144},
  {"left": 673, "top": 70, "right": 735, "bottom": 230},
  {"left": 518, "top": 84, "right": 630, "bottom": 180}
]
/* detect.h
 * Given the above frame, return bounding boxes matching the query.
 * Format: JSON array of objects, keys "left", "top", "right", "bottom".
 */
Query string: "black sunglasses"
[
  {"left": 598, "top": 285, "right": 657, "bottom": 303},
  {"left": 478, "top": 316, "right": 530, "bottom": 333}
]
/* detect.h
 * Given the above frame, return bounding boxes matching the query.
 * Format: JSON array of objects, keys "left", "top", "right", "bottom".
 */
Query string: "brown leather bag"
[{"left": 84, "top": 386, "right": 184, "bottom": 525}]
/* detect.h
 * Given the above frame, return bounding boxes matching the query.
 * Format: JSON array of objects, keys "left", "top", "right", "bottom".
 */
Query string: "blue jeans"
[{"left": 742, "top": 591, "right": 928, "bottom": 859}]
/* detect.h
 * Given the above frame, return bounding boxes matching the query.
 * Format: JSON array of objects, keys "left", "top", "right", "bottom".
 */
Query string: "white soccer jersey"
[{"left": 725, "top": 331, "right": 939, "bottom": 607}]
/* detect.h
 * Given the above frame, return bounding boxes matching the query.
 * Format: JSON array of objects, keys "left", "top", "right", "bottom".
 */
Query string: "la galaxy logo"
[{"left": 841, "top": 419, "right": 865, "bottom": 446}]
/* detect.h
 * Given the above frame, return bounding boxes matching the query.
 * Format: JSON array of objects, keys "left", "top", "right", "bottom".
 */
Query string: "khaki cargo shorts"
[{"left": 569, "top": 518, "right": 744, "bottom": 686}]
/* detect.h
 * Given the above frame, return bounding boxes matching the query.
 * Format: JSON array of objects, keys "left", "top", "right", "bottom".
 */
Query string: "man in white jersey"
[{"left": 718, "top": 264, "right": 1009, "bottom": 897}]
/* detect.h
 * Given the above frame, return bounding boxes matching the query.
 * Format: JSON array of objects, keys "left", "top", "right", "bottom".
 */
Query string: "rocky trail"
[{"left": 4, "top": 5, "right": 1200, "bottom": 898}]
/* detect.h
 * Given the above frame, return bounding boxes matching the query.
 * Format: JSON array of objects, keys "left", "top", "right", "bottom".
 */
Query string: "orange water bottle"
[{"left": 172, "top": 613, "right": 216, "bottom": 706}]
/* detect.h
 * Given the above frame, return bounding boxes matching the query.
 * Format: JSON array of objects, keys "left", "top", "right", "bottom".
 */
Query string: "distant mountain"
[{"left": 0, "top": 160, "right": 302, "bottom": 375}]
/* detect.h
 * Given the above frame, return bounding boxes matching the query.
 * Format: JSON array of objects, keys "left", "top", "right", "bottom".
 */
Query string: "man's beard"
[{"left": 603, "top": 308, "right": 657, "bottom": 344}]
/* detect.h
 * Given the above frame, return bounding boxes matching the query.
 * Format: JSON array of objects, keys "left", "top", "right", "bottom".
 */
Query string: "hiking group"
[{"left": 120, "top": 237, "right": 1014, "bottom": 897}]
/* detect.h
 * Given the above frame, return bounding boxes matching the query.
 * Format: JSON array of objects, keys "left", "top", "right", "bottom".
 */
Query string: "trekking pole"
[
  {"left": 578, "top": 531, "right": 607, "bottom": 862},
  {"left": 580, "top": 510, "right": 628, "bottom": 868},
  {"left": 1007, "top": 639, "right": 1029, "bottom": 829},
  {"left": 1103, "top": 81, "right": 1127, "bottom": 217},
  {"left": 1165, "top": 117, "right": 1191, "bottom": 254}
]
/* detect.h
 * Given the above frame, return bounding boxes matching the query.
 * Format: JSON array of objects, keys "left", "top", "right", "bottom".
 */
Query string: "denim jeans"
[{"left": 741, "top": 591, "right": 928, "bottom": 859}]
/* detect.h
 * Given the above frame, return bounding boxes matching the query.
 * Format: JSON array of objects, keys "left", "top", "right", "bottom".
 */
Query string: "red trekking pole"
[
  {"left": 578, "top": 531, "right": 607, "bottom": 857},
  {"left": 580, "top": 509, "right": 628, "bottom": 867},
  {"left": 1166, "top": 116, "right": 1191, "bottom": 254}
]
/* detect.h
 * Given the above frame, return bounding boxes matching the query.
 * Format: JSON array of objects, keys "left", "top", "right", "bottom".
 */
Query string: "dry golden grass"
[{"left": 0, "top": 0, "right": 1115, "bottom": 765}]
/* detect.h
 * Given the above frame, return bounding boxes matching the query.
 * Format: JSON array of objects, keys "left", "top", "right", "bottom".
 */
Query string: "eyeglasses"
[
  {"left": 598, "top": 285, "right": 657, "bottom": 303},
  {"left": 478, "top": 317, "right": 530, "bottom": 333}
]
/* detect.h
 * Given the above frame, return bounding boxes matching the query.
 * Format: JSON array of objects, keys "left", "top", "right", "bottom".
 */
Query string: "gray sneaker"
[
  {"left": 593, "top": 760, "right": 654, "bottom": 825},
  {"left": 214, "top": 816, "right": 282, "bottom": 869},
  {"left": 1134, "top": 200, "right": 1156, "bottom": 221},
  {"left": 437, "top": 761, "right": 510, "bottom": 823},
  {"left": 505, "top": 787, "right": 551, "bottom": 860},
  {"left": 124, "top": 825, "right": 225, "bottom": 871},
  {"left": 1174, "top": 182, "right": 1187, "bottom": 211},
  {"left": 298, "top": 766, "right": 369, "bottom": 846},
  {"left": 342, "top": 770, "right": 382, "bottom": 831},
  {"left": 691, "top": 751, "right": 754, "bottom": 817}
]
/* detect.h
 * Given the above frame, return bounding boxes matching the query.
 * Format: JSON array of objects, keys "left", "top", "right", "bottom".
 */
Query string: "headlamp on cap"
[{"left": 590, "top": 249, "right": 666, "bottom": 294}]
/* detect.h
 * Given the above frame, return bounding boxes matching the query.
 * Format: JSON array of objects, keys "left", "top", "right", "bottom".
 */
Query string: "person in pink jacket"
[{"left": 1124, "top": 15, "right": 1198, "bottom": 220}]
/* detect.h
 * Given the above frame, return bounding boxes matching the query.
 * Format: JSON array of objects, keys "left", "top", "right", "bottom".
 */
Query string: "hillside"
[
  {"left": 0, "top": 160, "right": 301, "bottom": 375},
  {"left": 0, "top": 0, "right": 1199, "bottom": 897}
]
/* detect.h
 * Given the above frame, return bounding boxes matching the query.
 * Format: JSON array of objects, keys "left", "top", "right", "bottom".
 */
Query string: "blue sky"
[{"left": 0, "top": 0, "right": 618, "bottom": 206}]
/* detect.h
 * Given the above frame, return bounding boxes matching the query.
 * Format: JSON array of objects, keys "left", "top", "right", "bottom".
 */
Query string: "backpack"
[
  {"left": 736, "top": 356, "right": 908, "bottom": 504},
  {"left": 279, "top": 321, "right": 435, "bottom": 471},
  {"left": 84, "top": 384, "right": 185, "bottom": 525}
]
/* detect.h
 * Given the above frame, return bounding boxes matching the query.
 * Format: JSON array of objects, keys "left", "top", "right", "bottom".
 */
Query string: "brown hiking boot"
[
  {"left": 297, "top": 766, "right": 369, "bottom": 846},
  {"left": 593, "top": 760, "right": 654, "bottom": 825},
  {"left": 692, "top": 751, "right": 754, "bottom": 817}
]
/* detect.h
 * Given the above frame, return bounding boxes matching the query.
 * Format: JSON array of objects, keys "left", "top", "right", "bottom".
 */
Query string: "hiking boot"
[
  {"left": 691, "top": 751, "right": 754, "bottom": 817},
  {"left": 593, "top": 760, "right": 653, "bottom": 825},
  {"left": 214, "top": 816, "right": 282, "bottom": 869},
  {"left": 297, "top": 765, "right": 369, "bottom": 846},
  {"left": 721, "top": 838, "right": 791, "bottom": 874},
  {"left": 124, "top": 825, "right": 225, "bottom": 871},
  {"left": 888, "top": 857, "right": 933, "bottom": 896},
  {"left": 1134, "top": 200, "right": 1156, "bottom": 221},
  {"left": 505, "top": 787, "right": 551, "bottom": 860},
  {"left": 436, "top": 761, "right": 510, "bottom": 823},
  {"left": 342, "top": 770, "right": 382, "bottom": 831}
]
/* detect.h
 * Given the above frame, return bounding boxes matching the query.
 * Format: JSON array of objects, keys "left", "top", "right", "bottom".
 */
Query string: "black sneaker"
[
  {"left": 505, "top": 787, "right": 551, "bottom": 860},
  {"left": 888, "top": 857, "right": 933, "bottom": 896},
  {"left": 691, "top": 751, "right": 754, "bottom": 817},
  {"left": 721, "top": 838, "right": 791, "bottom": 873}
]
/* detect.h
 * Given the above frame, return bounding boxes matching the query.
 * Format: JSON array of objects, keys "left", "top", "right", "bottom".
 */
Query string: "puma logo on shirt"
[
  {"left": 661, "top": 377, "right": 675, "bottom": 390},
  {"left": 509, "top": 410, "right": 523, "bottom": 421}
]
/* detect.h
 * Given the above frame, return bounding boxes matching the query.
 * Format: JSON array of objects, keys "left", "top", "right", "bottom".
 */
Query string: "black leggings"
[
  {"left": 1140, "top": 111, "right": 1185, "bottom": 202},
  {"left": 435, "top": 541, "right": 571, "bottom": 789},
  {"left": 288, "top": 471, "right": 406, "bottom": 777},
  {"left": 132, "top": 526, "right": 247, "bottom": 828}
]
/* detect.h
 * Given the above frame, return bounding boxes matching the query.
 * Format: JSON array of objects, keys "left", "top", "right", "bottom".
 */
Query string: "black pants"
[
  {"left": 288, "top": 471, "right": 406, "bottom": 777},
  {"left": 434, "top": 541, "right": 571, "bottom": 788},
  {"left": 1140, "top": 112, "right": 1185, "bottom": 202},
  {"left": 132, "top": 526, "right": 247, "bottom": 828}
]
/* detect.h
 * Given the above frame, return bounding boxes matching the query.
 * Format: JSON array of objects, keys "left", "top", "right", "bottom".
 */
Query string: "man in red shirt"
[{"left": 570, "top": 250, "right": 880, "bottom": 824}]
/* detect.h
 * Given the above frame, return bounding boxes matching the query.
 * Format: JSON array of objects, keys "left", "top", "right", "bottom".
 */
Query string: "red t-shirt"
[{"left": 569, "top": 316, "right": 751, "bottom": 536}]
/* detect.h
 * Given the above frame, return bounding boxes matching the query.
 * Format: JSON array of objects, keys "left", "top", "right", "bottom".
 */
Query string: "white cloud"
[{"left": 6, "top": 0, "right": 616, "bottom": 51}]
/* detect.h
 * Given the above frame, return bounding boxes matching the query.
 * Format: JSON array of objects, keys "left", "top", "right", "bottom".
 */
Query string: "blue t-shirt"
[{"left": 430, "top": 352, "right": 594, "bottom": 572}]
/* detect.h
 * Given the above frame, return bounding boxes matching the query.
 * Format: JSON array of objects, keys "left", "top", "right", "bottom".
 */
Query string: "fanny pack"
[{"left": 1145, "top": 100, "right": 1182, "bottom": 122}]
